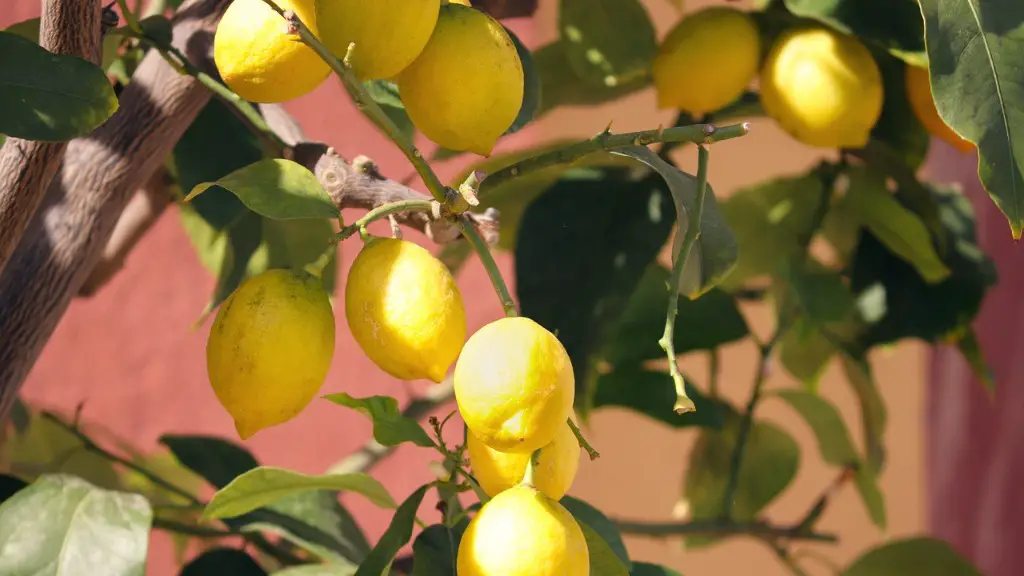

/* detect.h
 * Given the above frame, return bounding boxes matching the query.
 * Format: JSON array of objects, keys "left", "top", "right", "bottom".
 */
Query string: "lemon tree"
[{"left": 2, "top": 0, "right": 1020, "bottom": 575}]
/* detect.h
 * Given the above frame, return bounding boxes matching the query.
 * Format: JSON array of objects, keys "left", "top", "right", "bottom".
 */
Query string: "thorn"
[{"left": 344, "top": 42, "right": 357, "bottom": 69}]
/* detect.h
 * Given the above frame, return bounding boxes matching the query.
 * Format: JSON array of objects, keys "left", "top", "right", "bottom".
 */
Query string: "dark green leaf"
[
  {"left": 840, "top": 355, "right": 887, "bottom": 474},
  {"left": 322, "top": 393, "right": 435, "bottom": 448},
  {"left": 954, "top": 327, "right": 995, "bottom": 393},
  {"left": 558, "top": 0, "right": 656, "bottom": 87},
  {"left": 578, "top": 521, "right": 629, "bottom": 576},
  {"left": 592, "top": 368, "right": 724, "bottom": 430},
  {"left": 843, "top": 537, "right": 982, "bottom": 576},
  {"left": 783, "top": 0, "right": 926, "bottom": 64},
  {"left": 204, "top": 466, "right": 396, "bottom": 520},
  {"left": 160, "top": 434, "right": 259, "bottom": 489},
  {"left": 560, "top": 496, "right": 631, "bottom": 570},
  {"left": 0, "top": 474, "right": 152, "bottom": 576},
  {"left": 778, "top": 320, "right": 836, "bottom": 390},
  {"left": 354, "top": 485, "right": 430, "bottom": 576},
  {"left": 261, "top": 217, "right": 338, "bottom": 294},
  {"left": 533, "top": 41, "right": 651, "bottom": 116},
  {"left": 411, "top": 521, "right": 468, "bottom": 576},
  {"left": 605, "top": 264, "right": 748, "bottom": 366},
  {"left": 186, "top": 159, "right": 338, "bottom": 220},
  {"left": 179, "top": 548, "right": 267, "bottom": 576},
  {"left": 782, "top": 260, "right": 856, "bottom": 324},
  {"left": 613, "top": 147, "right": 738, "bottom": 298},
  {"left": 363, "top": 80, "right": 415, "bottom": 141},
  {"left": 919, "top": 0, "right": 1024, "bottom": 237},
  {"left": 200, "top": 209, "right": 265, "bottom": 317},
  {"left": 773, "top": 390, "right": 858, "bottom": 465},
  {"left": 252, "top": 489, "right": 372, "bottom": 564},
  {"left": 0, "top": 475, "right": 27, "bottom": 504},
  {"left": 853, "top": 465, "right": 886, "bottom": 529},
  {"left": 139, "top": 15, "right": 173, "bottom": 47},
  {"left": 504, "top": 26, "right": 541, "bottom": 135},
  {"left": 869, "top": 48, "right": 931, "bottom": 168},
  {"left": 515, "top": 168, "right": 675, "bottom": 408},
  {"left": 9, "top": 396, "right": 30, "bottom": 436},
  {"left": 631, "top": 563, "right": 683, "bottom": 576},
  {"left": 0, "top": 31, "right": 118, "bottom": 141}
]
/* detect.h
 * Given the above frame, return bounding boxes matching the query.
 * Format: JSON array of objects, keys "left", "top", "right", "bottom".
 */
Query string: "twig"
[
  {"left": 336, "top": 199, "right": 436, "bottom": 242},
  {"left": 794, "top": 465, "right": 857, "bottom": 532},
  {"left": 775, "top": 544, "right": 812, "bottom": 576},
  {"left": 660, "top": 144, "right": 710, "bottom": 415},
  {"left": 153, "top": 518, "right": 233, "bottom": 538},
  {"left": 480, "top": 123, "right": 748, "bottom": 196},
  {"left": 567, "top": 418, "right": 600, "bottom": 460},
  {"left": 457, "top": 217, "right": 517, "bottom": 317},
  {"left": 613, "top": 518, "right": 837, "bottom": 543}
]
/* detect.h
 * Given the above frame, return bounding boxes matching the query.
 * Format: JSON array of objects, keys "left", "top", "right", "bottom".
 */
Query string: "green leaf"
[
  {"left": 504, "top": 26, "right": 541, "bottom": 136},
  {"left": 186, "top": 158, "right": 338, "bottom": 220},
  {"left": 578, "top": 521, "right": 630, "bottom": 576},
  {"left": 684, "top": 413, "right": 800, "bottom": 548},
  {"left": 840, "top": 355, "right": 887, "bottom": 475},
  {"left": 772, "top": 389, "right": 858, "bottom": 465},
  {"left": 919, "top": 0, "right": 1024, "bottom": 237},
  {"left": 259, "top": 217, "right": 338, "bottom": 294},
  {"left": 953, "top": 327, "right": 995, "bottom": 393},
  {"left": 845, "top": 165, "right": 951, "bottom": 283},
  {"left": 533, "top": 41, "right": 651, "bottom": 116},
  {"left": 783, "top": 0, "right": 926, "bottom": 64},
  {"left": 631, "top": 563, "right": 683, "bottom": 576},
  {"left": 251, "top": 490, "right": 372, "bottom": 565},
  {"left": 0, "top": 474, "right": 152, "bottom": 576},
  {"left": 1, "top": 410, "right": 121, "bottom": 490},
  {"left": 869, "top": 48, "right": 931, "bottom": 168},
  {"left": 843, "top": 537, "right": 982, "bottom": 576},
  {"left": 0, "top": 31, "right": 119, "bottom": 141},
  {"left": 778, "top": 319, "right": 836, "bottom": 391},
  {"left": 558, "top": 0, "right": 657, "bottom": 88},
  {"left": 363, "top": 80, "right": 415, "bottom": 141},
  {"left": 604, "top": 264, "right": 748, "bottom": 367},
  {"left": 179, "top": 548, "right": 267, "bottom": 576},
  {"left": 201, "top": 209, "right": 265, "bottom": 317},
  {"left": 560, "top": 496, "right": 631, "bottom": 570},
  {"left": 515, "top": 168, "right": 676, "bottom": 409},
  {"left": 239, "top": 520, "right": 357, "bottom": 566},
  {"left": 410, "top": 521, "right": 468, "bottom": 575},
  {"left": 853, "top": 465, "right": 886, "bottom": 529},
  {"left": 160, "top": 434, "right": 259, "bottom": 489},
  {"left": 782, "top": 260, "right": 857, "bottom": 324},
  {"left": 592, "top": 368, "right": 725, "bottom": 430},
  {"left": 204, "top": 466, "right": 396, "bottom": 520},
  {"left": 612, "top": 147, "right": 738, "bottom": 298},
  {"left": 354, "top": 485, "right": 430, "bottom": 576},
  {"left": 322, "top": 393, "right": 435, "bottom": 448},
  {"left": 274, "top": 566, "right": 356, "bottom": 576}
]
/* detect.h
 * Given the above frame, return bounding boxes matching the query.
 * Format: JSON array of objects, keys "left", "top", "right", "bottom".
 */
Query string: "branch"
[
  {"left": 0, "top": 0, "right": 231, "bottom": 423},
  {"left": 0, "top": 0, "right": 104, "bottom": 274},
  {"left": 613, "top": 518, "right": 838, "bottom": 543}
]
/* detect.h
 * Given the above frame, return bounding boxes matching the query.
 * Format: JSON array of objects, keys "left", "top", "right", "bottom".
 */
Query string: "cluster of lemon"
[
  {"left": 213, "top": 0, "right": 524, "bottom": 156},
  {"left": 206, "top": 237, "right": 589, "bottom": 575},
  {"left": 652, "top": 6, "right": 973, "bottom": 153}
]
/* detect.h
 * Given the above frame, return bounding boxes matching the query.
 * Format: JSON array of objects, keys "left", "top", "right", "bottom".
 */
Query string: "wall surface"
[{"left": 5, "top": 0, "right": 991, "bottom": 575}]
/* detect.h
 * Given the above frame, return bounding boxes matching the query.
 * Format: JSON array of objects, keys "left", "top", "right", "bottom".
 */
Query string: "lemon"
[
  {"left": 760, "top": 27, "right": 883, "bottom": 148},
  {"left": 345, "top": 238, "right": 467, "bottom": 383},
  {"left": 652, "top": 6, "right": 761, "bottom": 115},
  {"left": 457, "top": 484, "right": 590, "bottom": 576},
  {"left": 314, "top": 0, "right": 440, "bottom": 80},
  {"left": 213, "top": 0, "right": 330, "bottom": 103},
  {"left": 395, "top": 3, "right": 524, "bottom": 156},
  {"left": 454, "top": 317, "right": 575, "bottom": 453},
  {"left": 207, "top": 269, "right": 336, "bottom": 439},
  {"left": 905, "top": 63, "right": 974, "bottom": 153},
  {"left": 468, "top": 420, "right": 580, "bottom": 500}
]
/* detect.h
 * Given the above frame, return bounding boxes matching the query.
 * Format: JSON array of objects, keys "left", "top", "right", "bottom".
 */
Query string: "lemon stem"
[
  {"left": 522, "top": 447, "right": 543, "bottom": 488},
  {"left": 334, "top": 199, "right": 436, "bottom": 243},
  {"left": 457, "top": 217, "right": 518, "bottom": 317},
  {"left": 660, "top": 144, "right": 710, "bottom": 416},
  {"left": 567, "top": 418, "right": 600, "bottom": 460},
  {"left": 256, "top": 0, "right": 449, "bottom": 205}
]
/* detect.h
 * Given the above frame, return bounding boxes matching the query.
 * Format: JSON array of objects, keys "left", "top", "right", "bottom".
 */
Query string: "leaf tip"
[{"left": 1011, "top": 219, "right": 1024, "bottom": 241}]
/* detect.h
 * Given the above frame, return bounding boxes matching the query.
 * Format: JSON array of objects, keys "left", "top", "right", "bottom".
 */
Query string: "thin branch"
[
  {"left": 153, "top": 518, "right": 234, "bottom": 538},
  {"left": 613, "top": 518, "right": 838, "bottom": 543},
  {"left": 457, "top": 217, "right": 516, "bottom": 317}
]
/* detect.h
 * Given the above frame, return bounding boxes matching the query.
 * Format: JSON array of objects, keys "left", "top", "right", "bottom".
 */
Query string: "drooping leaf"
[
  {"left": 354, "top": 485, "right": 430, "bottom": 576},
  {"left": 558, "top": 0, "right": 657, "bottom": 88},
  {"left": 0, "top": 31, "right": 118, "bottom": 141},
  {"left": 504, "top": 26, "right": 541, "bottom": 136},
  {"left": 604, "top": 264, "right": 748, "bottom": 367},
  {"left": 578, "top": 521, "right": 630, "bottom": 576},
  {"left": 185, "top": 159, "right": 339, "bottom": 220},
  {"left": 782, "top": 0, "right": 926, "bottom": 64},
  {"left": 843, "top": 537, "right": 982, "bottom": 576},
  {"left": 919, "top": 0, "right": 1024, "bottom": 238},
  {"left": 161, "top": 434, "right": 259, "bottom": 489},
  {"left": 515, "top": 168, "right": 675, "bottom": 409},
  {"left": 410, "top": 521, "right": 468, "bottom": 576},
  {"left": 204, "top": 467, "right": 396, "bottom": 520},
  {"left": 179, "top": 548, "right": 267, "bottom": 576},
  {"left": 0, "top": 474, "right": 152, "bottom": 576},
  {"left": 252, "top": 490, "right": 372, "bottom": 565},
  {"left": 631, "top": 563, "right": 684, "bottom": 576},
  {"left": 772, "top": 390, "right": 858, "bottom": 466},
  {"left": 239, "top": 520, "right": 357, "bottom": 566},
  {"left": 953, "top": 327, "right": 995, "bottom": 393},
  {"left": 1, "top": 410, "right": 121, "bottom": 490},
  {"left": 782, "top": 260, "right": 857, "bottom": 324},
  {"left": 613, "top": 147, "right": 738, "bottom": 298},
  {"left": 363, "top": 80, "right": 415, "bottom": 141},
  {"left": 560, "top": 496, "right": 631, "bottom": 570},
  {"left": 840, "top": 355, "right": 887, "bottom": 474},
  {"left": 185, "top": 208, "right": 264, "bottom": 317},
  {"left": 322, "top": 393, "right": 435, "bottom": 448},
  {"left": 260, "top": 217, "right": 338, "bottom": 294},
  {"left": 592, "top": 369, "right": 725, "bottom": 430},
  {"left": 853, "top": 465, "right": 886, "bottom": 529},
  {"left": 778, "top": 319, "right": 837, "bottom": 391},
  {"left": 533, "top": 41, "right": 651, "bottom": 116}
]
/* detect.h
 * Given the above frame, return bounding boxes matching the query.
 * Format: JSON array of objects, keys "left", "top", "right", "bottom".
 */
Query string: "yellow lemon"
[
  {"left": 213, "top": 0, "right": 330, "bottom": 103},
  {"left": 454, "top": 317, "right": 575, "bottom": 453},
  {"left": 457, "top": 484, "right": 590, "bottom": 576},
  {"left": 905, "top": 63, "right": 974, "bottom": 153},
  {"left": 468, "top": 420, "right": 580, "bottom": 500},
  {"left": 314, "top": 0, "right": 440, "bottom": 80},
  {"left": 760, "top": 27, "right": 883, "bottom": 148},
  {"left": 207, "top": 269, "right": 336, "bottom": 439},
  {"left": 449, "top": 0, "right": 471, "bottom": 4},
  {"left": 345, "top": 238, "right": 467, "bottom": 383},
  {"left": 652, "top": 6, "right": 761, "bottom": 115},
  {"left": 395, "top": 3, "right": 524, "bottom": 156}
]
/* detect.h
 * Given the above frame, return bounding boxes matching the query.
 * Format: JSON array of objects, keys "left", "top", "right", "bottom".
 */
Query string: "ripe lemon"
[
  {"left": 314, "top": 0, "right": 440, "bottom": 80},
  {"left": 395, "top": 3, "right": 524, "bottom": 156},
  {"left": 213, "top": 0, "right": 330, "bottom": 103},
  {"left": 905, "top": 63, "right": 974, "bottom": 153},
  {"left": 457, "top": 484, "right": 590, "bottom": 576},
  {"left": 454, "top": 317, "right": 575, "bottom": 453},
  {"left": 207, "top": 269, "right": 336, "bottom": 439},
  {"left": 652, "top": 7, "right": 761, "bottom": 115},
  {"left": 468, "top": 420, "right": 580, "bottom": 500},
  {"left": 760, "top": 27, "right": 883, "bottom": 148},
  {"left": 345, "top": 238, "right": 467, "bottom": 383}
]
